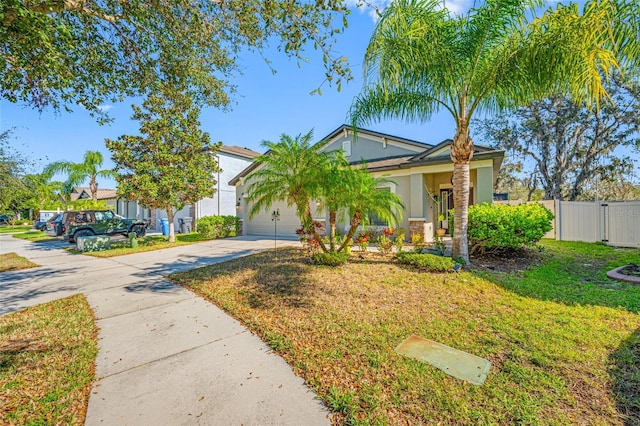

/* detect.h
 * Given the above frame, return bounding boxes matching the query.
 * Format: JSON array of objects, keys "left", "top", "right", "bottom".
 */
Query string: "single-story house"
[{"left": 230, "top": 125, "right": 504, "bottom": 242}]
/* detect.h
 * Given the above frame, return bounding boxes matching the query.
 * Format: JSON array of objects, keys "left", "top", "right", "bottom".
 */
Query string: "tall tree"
[
  {"left": 1, "top": 0, "right": 352, "bottom": 119},
  {"left": 44, "top": 151, "right": 117, "bottom": 201},
  {"left": 481, "top": 79, "right": 640, "bottom": 201},
  {"left": 349, "top": 0, "right": 639, "bottom": 263},
  {"left": 246, "top": 131, "right": 330, "bottom": 252},
  {"left": 106, "top": 83, "right": 220, "bottom": 243}
]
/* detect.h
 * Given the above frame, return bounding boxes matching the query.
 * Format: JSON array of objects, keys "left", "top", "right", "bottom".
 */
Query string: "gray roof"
[{"left": 218, "top": 145, "right": 261, "bottom": 159}]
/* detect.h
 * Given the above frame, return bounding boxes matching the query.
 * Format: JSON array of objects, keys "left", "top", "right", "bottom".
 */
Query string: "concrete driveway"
[{"left": 0, "top": 234, "right": 330, "bottom": 425}]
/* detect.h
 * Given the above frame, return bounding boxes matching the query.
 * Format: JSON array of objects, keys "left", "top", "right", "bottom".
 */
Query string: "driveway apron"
[{"left": 0, "top": 235, "right": 330, "bottom": 425}]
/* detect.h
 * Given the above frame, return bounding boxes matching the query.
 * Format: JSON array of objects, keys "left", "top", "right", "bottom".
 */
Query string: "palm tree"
[
  {"left": 337, "top": 167, "right": 405, "bottom": 252},
  {"left": 246, "top": 130, "right": 330, "bottom": 251},
  {"left": 349, "top": 0, "right": 638, "bottom": 263},
  {"left": 44, "top": 151, "right": 116, "bottom": 201}
]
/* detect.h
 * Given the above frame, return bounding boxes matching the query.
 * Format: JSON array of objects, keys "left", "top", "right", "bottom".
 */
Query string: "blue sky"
[{"left": 3, "top": 0, "right": 630, "bottom": 192}]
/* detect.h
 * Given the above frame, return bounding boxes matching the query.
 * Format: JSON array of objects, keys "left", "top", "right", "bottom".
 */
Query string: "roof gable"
[{"left": 322, "top": 124, "right": 433, "bottom": 152}]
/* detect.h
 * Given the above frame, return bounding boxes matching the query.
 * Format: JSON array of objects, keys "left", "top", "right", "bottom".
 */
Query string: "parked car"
[
  {"left": 46, "top": 210, "right": 148, "bottom": 243},
  {"left": 41, "top": 214, "right": 62, "bottom": 234},
  {"left": 34, "top": 218, "right": 52, "bottom": 230},
  {"left": 0, "top": 214, "right": 12, "bottom": 225}
]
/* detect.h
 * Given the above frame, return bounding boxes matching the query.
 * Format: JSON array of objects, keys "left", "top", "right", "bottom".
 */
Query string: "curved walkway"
[{"left": 0, "top": 234, "right": 330, "bottom": 425}]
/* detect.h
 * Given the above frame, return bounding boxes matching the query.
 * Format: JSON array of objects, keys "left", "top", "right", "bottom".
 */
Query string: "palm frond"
[{"left": 349, "top": 87, "right": 453, "bottom": 127}]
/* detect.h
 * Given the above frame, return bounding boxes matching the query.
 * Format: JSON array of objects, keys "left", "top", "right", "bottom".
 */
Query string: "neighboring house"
[
  {"left": 123, "top": 145, "right": 260, "bottom": 230},
  {"left": 230, "top": 125, "right": 504, "bottom": 241},
  {"left": 63, "top": 187, "right": 118, "bottom": 209},
  {"left": 64, "top": 186, "right": 153, "bottom": 222}
]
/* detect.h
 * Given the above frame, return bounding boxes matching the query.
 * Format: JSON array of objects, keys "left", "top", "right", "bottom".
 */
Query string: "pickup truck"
[{"left": 46, "top": 210, "right": 148, "bottom": 243}]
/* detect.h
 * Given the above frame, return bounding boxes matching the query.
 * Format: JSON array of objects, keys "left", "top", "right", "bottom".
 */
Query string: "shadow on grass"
[
  {"left": 0, "top": 338, "right": 50, "bottom": 371},
  {"left": 610, "top": 327, "right": 640, "bottom": 425},
  {"left": 470, "top": 248, "right": 640, "bottom": 313},
  {"left": 240, "top": 248, "right": 315, "bottom": 308}
]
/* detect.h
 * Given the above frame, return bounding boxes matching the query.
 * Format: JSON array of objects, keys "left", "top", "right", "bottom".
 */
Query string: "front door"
[
  {"left": 440, "top": 187, "right": 474, "bottom": 232},
  {"left": 440, "top": 189, "right": 453, "bottom": 230}
]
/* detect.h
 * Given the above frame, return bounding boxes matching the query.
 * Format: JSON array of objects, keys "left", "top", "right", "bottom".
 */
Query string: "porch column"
[
  {"left": 410, "top": 174, "right": 424, "bottom": 217},
  {"left": 476, "top": 166, "right": 493, "bottom": 204},
  {"left": 408, "top": 174, "right": 433, "bottom": 243}
]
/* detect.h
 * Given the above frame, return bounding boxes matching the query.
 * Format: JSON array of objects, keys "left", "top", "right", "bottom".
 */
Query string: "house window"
[
  {"left": 342, "top": 140, "right": 352, "bottom": 157},
  {"left": 367, "top": 187, "right": 391, "bottom": 226}
]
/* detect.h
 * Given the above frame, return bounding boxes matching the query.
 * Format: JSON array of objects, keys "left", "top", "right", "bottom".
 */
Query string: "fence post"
[{"left": 555, "top": 199, "right": 561, "bottom": 241}]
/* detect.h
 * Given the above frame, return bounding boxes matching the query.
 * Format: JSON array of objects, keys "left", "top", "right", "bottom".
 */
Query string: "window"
[
  {"left": 367, "top": 187, "right": 391, "bottom": 226},
  {"left": 342, "top": 140, "right": 352, "bottom": 157}
]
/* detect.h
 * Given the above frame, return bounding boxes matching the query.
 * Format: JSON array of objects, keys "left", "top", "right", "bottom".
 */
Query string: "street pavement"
[{"left": 0, "top": 233, "right": 330, "bottom": 425}]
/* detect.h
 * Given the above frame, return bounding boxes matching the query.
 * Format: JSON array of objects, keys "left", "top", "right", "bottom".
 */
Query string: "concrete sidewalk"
[{"left": 0, "top": 234, "right": 330, "bottom": 425}]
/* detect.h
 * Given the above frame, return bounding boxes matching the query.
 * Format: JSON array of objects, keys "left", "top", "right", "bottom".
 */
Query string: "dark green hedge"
[
  {"left": 450, "top": 203, "right": 553, "bottom": 254},
  {"left": 196, "top": 215, "right": 239, "bottom": 239},
  {"left": 312, "top": 251, "right": 348, "bottom": 266},
  {"left": 396, "top": 251, "right": 456, "bottom": 272}
]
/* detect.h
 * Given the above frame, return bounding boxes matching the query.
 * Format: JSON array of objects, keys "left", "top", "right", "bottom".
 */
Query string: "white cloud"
[
  {"left": 97, "top": 104, "right": 113, "bottom": 112},
  {"left": 348, "top": 0, "right": 473, "bottom": 22}
]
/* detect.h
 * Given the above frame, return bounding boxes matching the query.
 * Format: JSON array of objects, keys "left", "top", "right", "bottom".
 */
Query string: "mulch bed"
[
  {"left": 469, "top": 248, "right": 543, "bottom": 274},
  {"left": 617, "top": 264, "right": 640, "bottom": 277}
]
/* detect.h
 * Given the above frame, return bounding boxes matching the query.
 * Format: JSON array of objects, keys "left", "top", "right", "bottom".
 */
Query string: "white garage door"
[{"left": 247, "top": 201, "right": 301, "bottom": 237}]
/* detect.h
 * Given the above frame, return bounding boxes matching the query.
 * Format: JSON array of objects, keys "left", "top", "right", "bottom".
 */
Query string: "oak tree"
[
  {"left": 106, "top": 83, "right": 220, "bottom": 242},
  {"left": 1, "top": 0, "right": 352, "bottom": 118}
]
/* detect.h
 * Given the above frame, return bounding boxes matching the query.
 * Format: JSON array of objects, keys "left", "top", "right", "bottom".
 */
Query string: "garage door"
[{"left": 246, "top": 201, "right": 301, "bottom": 237}]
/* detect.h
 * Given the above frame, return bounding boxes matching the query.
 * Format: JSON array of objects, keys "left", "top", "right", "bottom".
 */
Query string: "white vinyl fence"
[{"left": 496, "top": 199, "right": 640, "bottom": 248}]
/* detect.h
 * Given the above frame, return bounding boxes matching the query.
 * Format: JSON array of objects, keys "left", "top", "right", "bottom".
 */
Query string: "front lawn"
[
  {"left": 0, "top": 252, "right": 39, "bottom": 272},
  {"left": 0, "top": 295, "right": 98, "bottom": 424},
  {"left": 0, "top": 225, "right": 33, "bottom": 234},
  {"left": 171, "top": 241, "right": 639, "bottom": 425},
  {"left": 12, "top": 230, "right": 59, "bottom": 243},
  {"left": 81, "top": 233, "right": 215, "bottom": 257}
]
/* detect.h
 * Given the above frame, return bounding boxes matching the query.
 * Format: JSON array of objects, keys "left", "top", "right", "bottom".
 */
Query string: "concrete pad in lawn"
[
  {"left": 85, "top": 332, "right": 330, "bottom": 426},
  {"left": 94, "top": 295, "right": 247, "bottom": 378}
]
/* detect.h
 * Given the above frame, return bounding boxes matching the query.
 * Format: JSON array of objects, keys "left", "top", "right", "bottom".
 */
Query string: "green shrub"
[
  {"left": 459, "top": 203, "right": 553, "bottom": 254},
  {"left": 396, "top": 251, "right": 456, "bottom": 272},
  {"left": 312, "top": 251, "right": 348, "bottom": 266},
  {"left": 196, "top": 215, "right": 240, "bottom": 239}
]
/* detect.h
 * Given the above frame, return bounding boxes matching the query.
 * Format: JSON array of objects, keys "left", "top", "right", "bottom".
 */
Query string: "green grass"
[
  {"left": 12, "top": 230, "right": 59, "bottom": 242},
  {"left": 0, "top": 295, "right": 98, "bottom": 424},
  {"left": 82, "top": 233, "right": 215, "bottom": 257},
  {"left": 0, "top": 225, "right": 33, "bottom": 234},
  {"left": 171, "top": 242, "right": 639, "bottom": 425},
  {"left": 482, "top": 240, "right": 640, "bottom": 312},
  {"left": 0, "top": 252, "right": 39, "bottom": 272}
]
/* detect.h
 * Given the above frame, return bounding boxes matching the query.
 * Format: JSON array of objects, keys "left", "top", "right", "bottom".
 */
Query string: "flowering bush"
[
  {"left": 411, "top": 233, "right": 426, "bottom": 253},
  {"left": 354, "top": 233, "right": 370, "bottom": 252},
  {"left": 380, "top": 227, "right": 395, "bottom": 237},
  {"left": 296, "top": 221, "right": 323, "bottom": 255},
  {"left": 375, "top": 234, "right": 394, "bottom": 255}
]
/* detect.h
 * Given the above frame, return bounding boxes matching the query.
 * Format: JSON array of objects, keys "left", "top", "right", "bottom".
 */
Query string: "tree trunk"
[
  {"left": 450, "top": 121, "right": 473, "bottom": 264},
  {"left": 167, "top": 208, "right": 176, "bottom": 243},
  {"left": 338, "top": 211, "right": 362, "bottom": 252},
  {"left": 329, "top": 209, "right": 337, "bottom": 252},
  {"left": 90, "top": 175, "right": 98, "bottom": 201}
]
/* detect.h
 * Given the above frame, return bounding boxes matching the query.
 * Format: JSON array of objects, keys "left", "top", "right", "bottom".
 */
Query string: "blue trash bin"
[{"left": 161, "top": 218, "right": 170, "bottom": 236}]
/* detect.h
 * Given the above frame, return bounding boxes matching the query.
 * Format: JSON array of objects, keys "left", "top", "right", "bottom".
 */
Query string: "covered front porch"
[{"left": 382, "top": 164, "right": 496, "bottom": 243}]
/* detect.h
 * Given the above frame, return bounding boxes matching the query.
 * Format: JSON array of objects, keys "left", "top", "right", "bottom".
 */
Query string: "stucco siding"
[
  {"left": 198, "top": 152, "right": 254, "bottom": 217},
  {"left": 323, "top": 134, "right": 423, "bottom": 161}
]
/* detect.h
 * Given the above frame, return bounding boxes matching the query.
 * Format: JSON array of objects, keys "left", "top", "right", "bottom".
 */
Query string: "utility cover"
[{"left": 395, "top": 335, "right": 491, "bottom": 386}]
